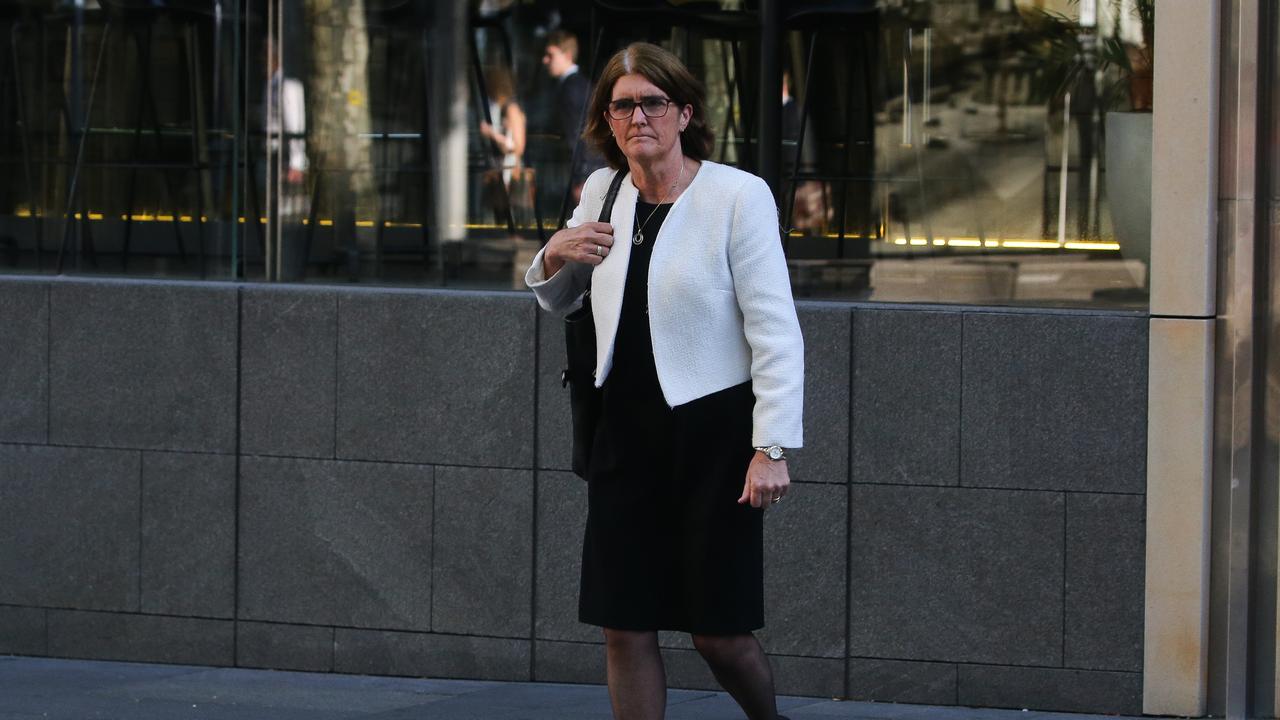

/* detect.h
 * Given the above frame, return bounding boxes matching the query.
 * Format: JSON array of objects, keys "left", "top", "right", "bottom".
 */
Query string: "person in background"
[
  {"left": 780, "top": 69, "right": 829, "bottom": 234},
  {"left": 264, "top": 38, "right": 308, "bottom": 279},
  {"left": 479, "top": 65, "right": 527, "bottom": 188},
  {"left": 543, "top": 29, "right": 605, "bottom": 204}
]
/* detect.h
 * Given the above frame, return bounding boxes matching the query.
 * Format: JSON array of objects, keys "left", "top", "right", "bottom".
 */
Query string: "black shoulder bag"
[{"left": 562, "top": 168, "right": 627, "bottom": 479}]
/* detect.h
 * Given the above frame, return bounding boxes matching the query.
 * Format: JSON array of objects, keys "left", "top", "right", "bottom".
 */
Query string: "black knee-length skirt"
[
  {"left": 578, "top": 198, "right": 764, "bottom": 635},
  {"left": 579, "top": 368, "right": 763, "bottom": 635}
]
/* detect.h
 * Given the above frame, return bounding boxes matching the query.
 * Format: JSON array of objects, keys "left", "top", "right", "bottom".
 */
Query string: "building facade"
[{"left": 0, "top": 1, "right": 1276, "bottom": 717}]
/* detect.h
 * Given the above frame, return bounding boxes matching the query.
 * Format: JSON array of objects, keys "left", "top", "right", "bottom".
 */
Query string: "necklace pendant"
[{"left": 633, "top": 231, "right": 644, "bottom": 245}]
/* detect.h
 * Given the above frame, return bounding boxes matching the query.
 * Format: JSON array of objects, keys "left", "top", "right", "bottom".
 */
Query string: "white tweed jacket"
[{"left": 525, "top": 161, "right": 804, "bottom": 449}]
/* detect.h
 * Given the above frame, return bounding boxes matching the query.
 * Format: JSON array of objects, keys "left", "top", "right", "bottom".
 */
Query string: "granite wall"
[{"left": 0, "top": 275, "right": 1148, "bottom": 714}]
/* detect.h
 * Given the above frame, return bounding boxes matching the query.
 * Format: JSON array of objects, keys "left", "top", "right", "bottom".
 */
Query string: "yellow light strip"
[
  {"left": 32, "top": 212, "right": 1127, "bottom": 253},
  {"left": 881, "top": 236, "right": 1118, "bottom": 252},
  {"left": 1003, "top": 240, "right": 1063, "bottom": 249},
  {"left": 1064, "top": 242, "right": 1121, "bottom": 250},
  {"left": 788, "top": 231, "right": 870, "bottom": 239}
]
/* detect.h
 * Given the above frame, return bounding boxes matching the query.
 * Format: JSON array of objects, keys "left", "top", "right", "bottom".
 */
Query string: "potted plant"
[
  {"left": 1101, "top": 0, "right": 1154, "bottom": 288},
  {"left": 1022, "top": 0, "right": 1155, "bottom": 286}
]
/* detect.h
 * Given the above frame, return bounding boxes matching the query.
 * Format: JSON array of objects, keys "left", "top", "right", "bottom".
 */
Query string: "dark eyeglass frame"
[{"left": 606, "top": 95, "right": 676, "bottom": 120}]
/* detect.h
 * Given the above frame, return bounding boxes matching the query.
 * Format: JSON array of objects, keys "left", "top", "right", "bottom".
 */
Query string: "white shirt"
[
  {"left": 525, "top": 161, "right": 804, "bottom": 448},
  {"left": 267, "top": 71, "right": 307, "bottom": 173}
]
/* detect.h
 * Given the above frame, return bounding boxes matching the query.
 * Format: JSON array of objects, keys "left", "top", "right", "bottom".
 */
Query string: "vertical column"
[
  {"left": 430, "top": 0, "right": 470, "bottom": 250},
  {"left": 1148, "top": 0, "right": 1218, "bottom": 316},
  {"left": 1144, "top": 319, "right": 1214, "bottom": 716},
  {"left": 1211, "top": 0, "right": 1270, "bottom": 717},
  {"left": 1143, "top": 0, "right": 1219, "bottom": 716},
  {"left": 757, "top": 0, "right": 781, "bottom": 196}
]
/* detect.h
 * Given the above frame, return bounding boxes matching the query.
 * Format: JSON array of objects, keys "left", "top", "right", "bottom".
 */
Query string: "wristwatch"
[{"left": 754, "top": 445, "right": 787, "bottom": 461}]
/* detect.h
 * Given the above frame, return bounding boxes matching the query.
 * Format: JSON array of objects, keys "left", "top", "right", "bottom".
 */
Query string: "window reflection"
[{"left": 0, "top": 0, "right": 1155, "bottom": 309}]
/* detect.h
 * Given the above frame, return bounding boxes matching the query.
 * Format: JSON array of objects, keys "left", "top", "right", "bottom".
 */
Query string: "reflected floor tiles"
[{"left": 0, "top": 656, "right": 1153, "bottom": 720}]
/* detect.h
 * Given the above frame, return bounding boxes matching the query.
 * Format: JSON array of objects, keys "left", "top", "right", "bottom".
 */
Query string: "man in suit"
[{"left": 543, "top": 30, "right": 604, "bottom": 204}]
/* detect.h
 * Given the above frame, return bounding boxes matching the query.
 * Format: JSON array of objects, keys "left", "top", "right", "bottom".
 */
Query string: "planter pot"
[{"left": 1105, "top": 111, "right": 1153, "bottom": 281}]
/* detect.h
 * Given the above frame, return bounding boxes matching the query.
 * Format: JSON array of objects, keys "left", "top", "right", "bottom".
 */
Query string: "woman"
[
  {"left": 479, "top": 65, "right": 533, "bottom": 223},
  {"left": 525, "top": 42, "right": 803, "bottom": 720},
  {"left": 479, "top": 65, "right": 527, "bottom": 185}
]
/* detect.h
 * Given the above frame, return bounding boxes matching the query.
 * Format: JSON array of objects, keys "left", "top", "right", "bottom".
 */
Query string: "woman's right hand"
[{"left": 542, "top": 221, "right": 615, "bottom": 277}]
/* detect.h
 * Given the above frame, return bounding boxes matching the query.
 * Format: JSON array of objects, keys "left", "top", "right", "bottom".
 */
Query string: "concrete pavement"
[{"left": 0, "top": 655, "right": 1151, "bottom": 720}]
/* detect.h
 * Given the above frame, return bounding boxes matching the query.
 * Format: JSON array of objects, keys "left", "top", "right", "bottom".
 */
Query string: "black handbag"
[{"left": 563, "top": 168, "right": 628, "bottom": 479}]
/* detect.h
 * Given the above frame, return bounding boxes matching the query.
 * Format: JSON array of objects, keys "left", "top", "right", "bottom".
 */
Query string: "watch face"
[{"left": 767, "top": 446, "right": 783, "bottom": 460}]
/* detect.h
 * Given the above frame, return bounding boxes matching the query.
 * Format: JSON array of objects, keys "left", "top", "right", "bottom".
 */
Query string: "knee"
[
  {"left": 691, "top": 633, "right": 748, "bottom": 666},
  {"left": 603, "top": 627, "right": 657, "bottom": 653}
]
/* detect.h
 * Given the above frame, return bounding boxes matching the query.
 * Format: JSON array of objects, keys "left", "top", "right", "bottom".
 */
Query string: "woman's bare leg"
[
  {"left": 603, "top": 628, "right": 666, "bottom": 720},
  {"left": 690, "top": 633, "right": 779, "bottom": 720}
]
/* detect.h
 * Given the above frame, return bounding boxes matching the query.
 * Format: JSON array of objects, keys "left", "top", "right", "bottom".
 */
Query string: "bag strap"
[
  {"left": 599, "top": 168, "right": 628, "bottom": 222},
  {"left": 585, "top": 168, "right": 628, "bottom": 294}
]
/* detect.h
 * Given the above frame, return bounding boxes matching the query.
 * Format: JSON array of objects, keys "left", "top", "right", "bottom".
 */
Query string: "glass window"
[{"left": 0, "top": 0, "right": 1156, "bottom": 309}]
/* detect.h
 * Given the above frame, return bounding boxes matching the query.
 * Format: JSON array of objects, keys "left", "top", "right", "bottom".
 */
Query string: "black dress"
[{"left": 579, "top": 199, "right": 763, "bottom": 635}]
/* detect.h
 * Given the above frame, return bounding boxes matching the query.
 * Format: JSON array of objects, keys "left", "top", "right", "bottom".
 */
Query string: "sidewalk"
[{"left": 0, "top": 655, "right": 1147, "bottom": 720}]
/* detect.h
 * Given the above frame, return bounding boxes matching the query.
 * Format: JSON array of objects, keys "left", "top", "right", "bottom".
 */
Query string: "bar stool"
[
  {"left": 779, "top": 1, "right": 879, "bottom": 258},
  {"left": 0, "top": 1, "right": 50, "bottom": 269},
  {"left": 58, "top": 0, "right": 214, "bottom": 276}
]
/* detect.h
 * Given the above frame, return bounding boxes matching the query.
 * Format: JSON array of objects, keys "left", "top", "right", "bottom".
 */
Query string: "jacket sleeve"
[
  {"left": 728, "top": 175, "right": 805, "bottom": 448},
  {"left": 524, "top": 167, "right": 609, "bottom": 314}
]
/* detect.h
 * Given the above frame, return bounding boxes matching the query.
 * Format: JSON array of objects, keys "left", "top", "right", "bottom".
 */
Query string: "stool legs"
[{"left": 58, "top": 20, "right": 110, "bottom": 273}]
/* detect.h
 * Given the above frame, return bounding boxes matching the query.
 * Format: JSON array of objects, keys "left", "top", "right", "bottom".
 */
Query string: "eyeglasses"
[{"left": 607, "top": 96, "right": 675, "bottom": 120}]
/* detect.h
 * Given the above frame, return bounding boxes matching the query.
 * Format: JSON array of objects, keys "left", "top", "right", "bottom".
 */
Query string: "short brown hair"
[
  {"left": 546, "top": 30, "right": 578, "bottom": 63},
  {"left": 582, "top": 42, "right": 715, "bottom": 170}
]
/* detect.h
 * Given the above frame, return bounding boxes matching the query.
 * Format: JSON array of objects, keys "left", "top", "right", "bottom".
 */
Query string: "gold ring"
[{"left": 595, "top": 245, "right": 604, "bottom": 256}]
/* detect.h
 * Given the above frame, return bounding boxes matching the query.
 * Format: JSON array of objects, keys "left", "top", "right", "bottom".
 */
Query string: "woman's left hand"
[{"left": 738, "top": 453, "right": 791, "bottom": 509}]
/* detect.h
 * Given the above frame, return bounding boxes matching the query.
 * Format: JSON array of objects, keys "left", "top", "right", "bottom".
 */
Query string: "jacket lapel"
[{"left": 589, "top": 173, "right": 638, "bottom": 381}]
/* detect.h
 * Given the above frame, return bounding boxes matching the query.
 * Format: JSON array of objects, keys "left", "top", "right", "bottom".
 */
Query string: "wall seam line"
[
  {"left": 332, "top": 293, "right": 339, "bottom": 460},
  {"left": 429, "top": 465, "right": 437, "bottom": 633},
  {"left": 137, "top": 451, "right": 143, "bottom": 613},
  {"left": 233, "top": 287, "right": 243, "bottom": 664},
  {"left": 45, "top": 283, "right": 50, "bottom": 443},
  {"left": 957, "top": 313, "right": 965, "bottom": 488},
  {"left": 956, "top": 312, "right": 965, "bottom": 702},
  {"left": 1150, "top": 314, "right": 1214, "bottom": 321},
  {"left": 844, "top": 308, "right": 855, "bottom": 700},
  {"left": 1062, "top": 493, "right": 1068, "bottom": 668},
  {"left": 530, "top": 307, "right": 540, "bottom": 681}
]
